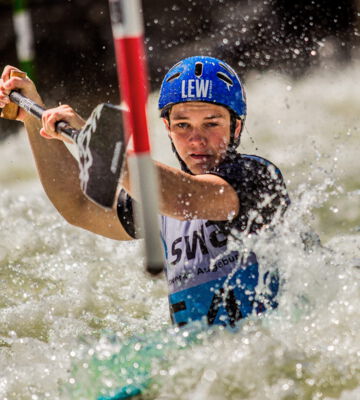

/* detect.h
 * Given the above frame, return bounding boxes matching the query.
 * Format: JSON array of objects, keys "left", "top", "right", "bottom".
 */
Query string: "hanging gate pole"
[{"left": 109, "top": 0, "right": 163, "bottom": 275}]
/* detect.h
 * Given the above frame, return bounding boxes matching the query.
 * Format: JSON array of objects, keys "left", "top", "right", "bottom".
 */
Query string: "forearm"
[
  {"left": 24, "top": 115, "right": 84, "bottom": 213},
  {"left": 120, "top": 158, "right": 192, "bottom": 218},
  {"left": 24, "top": 116, "right": 132, "bottom": 240},
  {"left": 155, "top": 162, "right": 195, "bottom": 218},
  {"left": 121, "top": 159, "right": 237, "bottom": 220}
]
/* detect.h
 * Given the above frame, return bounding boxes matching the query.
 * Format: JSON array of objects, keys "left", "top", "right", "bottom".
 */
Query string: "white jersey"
[
  {"left": 161, "top": 215, "right": 262, "bottom": 326},
  {"left": 161, "top": 216, "right": 245, "bottom": 293}
]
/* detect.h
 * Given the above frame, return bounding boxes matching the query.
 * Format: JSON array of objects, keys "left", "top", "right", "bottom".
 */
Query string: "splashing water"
[{"left": 0, "top": 62, "right": 359, "bottom": 400}]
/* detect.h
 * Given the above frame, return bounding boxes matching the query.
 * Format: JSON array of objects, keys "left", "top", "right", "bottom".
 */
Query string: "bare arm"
[
  {"left": 25, "top": 115, "right": 132, "bottom": 240},
  {"left": 0, "top": 66, "right": 132, "bottom": 241},
  {"left": 122, "top": 160, "right": 239, "bottom": 221}
]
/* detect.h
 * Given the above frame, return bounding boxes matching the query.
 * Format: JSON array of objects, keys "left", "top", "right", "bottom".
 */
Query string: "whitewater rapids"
[{"left": 0, "top": 62, "right": 359, "bottom": 400}]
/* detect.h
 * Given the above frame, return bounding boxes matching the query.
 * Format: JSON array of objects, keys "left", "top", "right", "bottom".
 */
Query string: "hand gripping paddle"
[{"left": 9, "top": 91, "right": 126, "bottom": 208}]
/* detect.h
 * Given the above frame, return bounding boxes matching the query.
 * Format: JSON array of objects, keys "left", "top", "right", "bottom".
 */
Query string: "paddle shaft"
[{"left": 9, "top": 91, "right": 78, "bottom": 139}]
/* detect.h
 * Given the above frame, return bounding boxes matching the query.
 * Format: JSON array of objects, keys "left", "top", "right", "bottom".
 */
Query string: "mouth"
[{"left": 190, "top": 154, "right": 212, "bottom": 161}]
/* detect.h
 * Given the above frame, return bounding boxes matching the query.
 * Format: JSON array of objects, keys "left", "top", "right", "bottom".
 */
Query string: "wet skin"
[{"left": 166, "top": 102, "right": 241, "bottom": 175}]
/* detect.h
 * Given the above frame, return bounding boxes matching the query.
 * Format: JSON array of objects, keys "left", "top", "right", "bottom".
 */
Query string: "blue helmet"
[{"left": 158, "top": 56, "right": 246, "bottom": 120}]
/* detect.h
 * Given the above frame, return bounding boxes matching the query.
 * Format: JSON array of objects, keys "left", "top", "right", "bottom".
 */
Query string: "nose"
[{"left": 188, "top": 127, "right": 207, "bottom": 145}]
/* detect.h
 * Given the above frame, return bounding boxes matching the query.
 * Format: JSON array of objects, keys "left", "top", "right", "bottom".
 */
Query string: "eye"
[
  {"left": 175, "top": 122, "right": 189, "bottom": 129},
  {"left": 205, "top": 122, "right": 219, "bottom": 128}
]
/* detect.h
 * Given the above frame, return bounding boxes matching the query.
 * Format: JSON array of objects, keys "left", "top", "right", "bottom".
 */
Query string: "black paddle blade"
[{"left": 76, "top": 103, "right": 126, "bottom": 208}]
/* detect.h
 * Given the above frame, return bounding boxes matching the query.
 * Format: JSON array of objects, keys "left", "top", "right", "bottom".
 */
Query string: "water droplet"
[{"left": 204, "top": 369, "right": 217, "bottom": 381}]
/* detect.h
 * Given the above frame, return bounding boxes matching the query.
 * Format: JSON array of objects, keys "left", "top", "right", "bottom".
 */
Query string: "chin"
[{"left": 192, "top": 165, "right": 212, "bottom": 174}]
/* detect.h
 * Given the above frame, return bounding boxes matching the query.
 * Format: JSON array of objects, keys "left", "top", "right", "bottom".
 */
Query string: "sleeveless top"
[{"left": 117, "top": 153, "right": 290, "bottom": 327}]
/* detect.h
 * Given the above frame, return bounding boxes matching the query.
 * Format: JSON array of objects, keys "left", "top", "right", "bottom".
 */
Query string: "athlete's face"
[{"left": 165, "top": 102, "right": 241, "bottom": 174}]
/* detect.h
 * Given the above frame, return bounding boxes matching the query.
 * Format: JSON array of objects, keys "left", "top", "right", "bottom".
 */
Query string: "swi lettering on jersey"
[
  {"left": 181, "top": 79, "right": 212, "bottom": 99},
  {"left": 170, "top": 222, "right": 226, "bottom": 265},
  {"left": 161, "top": 217, "right": 251, "bottom": 294}
]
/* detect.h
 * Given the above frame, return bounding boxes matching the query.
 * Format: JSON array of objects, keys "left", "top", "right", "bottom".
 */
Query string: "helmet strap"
[
  {"left": 229, "top": 112, "right": 237, "bottom": 148},
  {"left": 170, "top": 141, "right": 193, "bottom": 174},
  {"left": 228, "top": 111, "right": 245, "bottom": 153}
]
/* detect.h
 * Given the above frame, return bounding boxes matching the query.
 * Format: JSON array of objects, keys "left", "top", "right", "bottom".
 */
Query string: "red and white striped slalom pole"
[{"left": 109, "top": 0, "right": 163, "bottom": 275}]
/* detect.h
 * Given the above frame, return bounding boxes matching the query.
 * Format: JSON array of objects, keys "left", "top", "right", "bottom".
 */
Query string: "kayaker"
[{"left": 0, "top": 56, "right": 290, "bottom": 327}]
